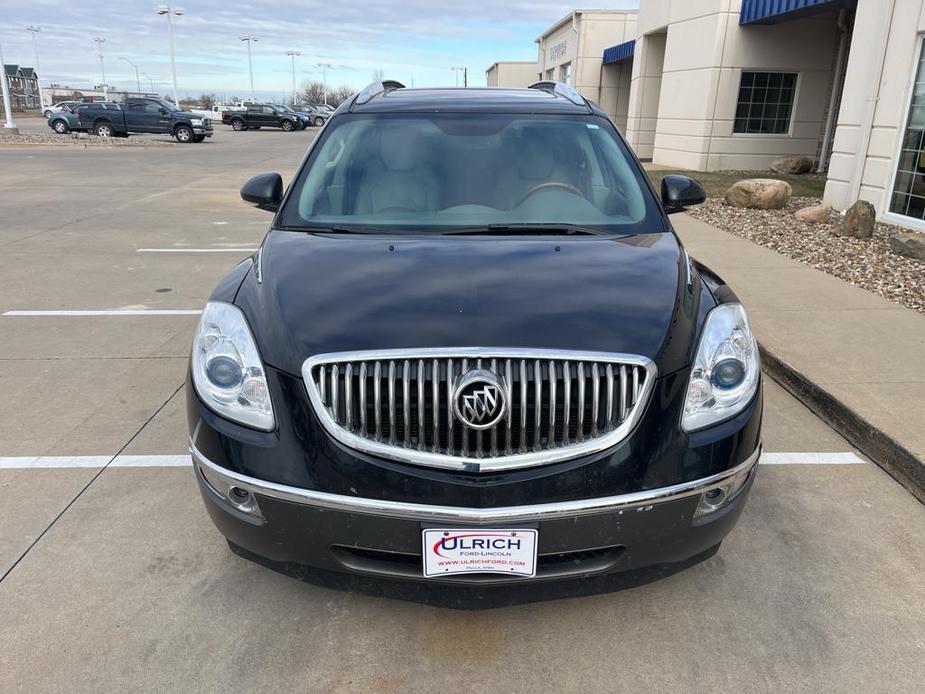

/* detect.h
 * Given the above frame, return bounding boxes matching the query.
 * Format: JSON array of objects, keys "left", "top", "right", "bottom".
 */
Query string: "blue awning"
[
  {"left": 603, "top": 40, "right": 635, "bottom": 65},
  {"left": 740, "top": 0, "right": 855, "bottom": 25}
]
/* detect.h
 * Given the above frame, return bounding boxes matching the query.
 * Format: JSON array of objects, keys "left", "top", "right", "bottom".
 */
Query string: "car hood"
[{"left": 235, "top": 230, "right": 705, "bottom": 377}]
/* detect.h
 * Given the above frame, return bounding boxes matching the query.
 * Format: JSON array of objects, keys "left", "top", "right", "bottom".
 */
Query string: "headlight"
[
  {"left": 191, "top": 301, "right": 275, "bottom": 431},
  {"left": 190, "top": 118, "right": 203, "bottom": 125},
  {"left": 682, "top": 303, "right": 760, "bottom": 431}
]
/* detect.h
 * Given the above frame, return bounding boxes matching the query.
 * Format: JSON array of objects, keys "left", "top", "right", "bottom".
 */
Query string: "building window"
[
  {"left": 733, "top": 71, "right": 797, "bottom": 135},
  {"left": 545, "top": 68, "right": 554, "bottom": 80},
  {"left": 560, "top": 62, "right": 572, "bottom": 86},
  {"left": 890, "top": 42, "right": 925, "bottom": 220}
]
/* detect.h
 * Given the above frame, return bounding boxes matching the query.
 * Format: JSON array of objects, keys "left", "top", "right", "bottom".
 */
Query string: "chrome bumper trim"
[{"left": 190, "top": 440, "right": 761, "bottom": 523}]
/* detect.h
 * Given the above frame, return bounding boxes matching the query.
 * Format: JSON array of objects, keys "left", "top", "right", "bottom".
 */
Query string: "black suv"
[
  {"left": 188, "top": 82, "right": 762, "bottom": 596},
  {"left": 222, "top": 104, "right": 302, "bottom": 131}
]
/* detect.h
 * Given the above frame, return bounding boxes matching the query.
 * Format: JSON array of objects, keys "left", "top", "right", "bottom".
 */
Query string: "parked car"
[
  {"left": 76, "top": 97, "right": 213, "bottom": 142},
  {"left": 274, "top": 105, "right": 310, "bottom": 129},
  {"left": 188, "top": 81, "right": 761, "bottom": 593},
  {"left": 221, "top": 104, "right": 301, "bottom": 132},
  {"left": 47, "top": 101, "right": 121, "bottom": 134},
  {"left": 293, "top": 104, "right": 329, "bottom": 127},
  {"left": 43, "top": 101, "right": 80, "bottom": 119}
]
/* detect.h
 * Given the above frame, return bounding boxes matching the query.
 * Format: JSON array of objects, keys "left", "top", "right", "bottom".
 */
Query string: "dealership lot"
[{"left": 1, "top": 124, "right": 923, "bottom": 693}]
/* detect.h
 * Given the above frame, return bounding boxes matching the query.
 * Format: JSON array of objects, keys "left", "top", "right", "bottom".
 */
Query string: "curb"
[{"left": 760, "top": 344, "right": 925, "bottom": 504}]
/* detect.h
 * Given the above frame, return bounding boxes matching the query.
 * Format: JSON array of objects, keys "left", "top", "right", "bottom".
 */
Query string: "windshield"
[
  {"left": 154, "top": 99, "right": 179, "bottom": 112},
  {"left": 277, "top": 113, "right": 661, "bottom": 233}
]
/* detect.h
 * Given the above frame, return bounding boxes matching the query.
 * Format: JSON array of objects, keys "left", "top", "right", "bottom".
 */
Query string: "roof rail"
[
  {"left": 527, "top": 80, "right": 587, "bottom": 107},
  {"left": 352, "top": 80, "right": 406, "bottom": 108}
]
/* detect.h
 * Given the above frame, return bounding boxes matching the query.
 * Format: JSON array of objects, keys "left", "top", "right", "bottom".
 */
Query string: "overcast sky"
[{"left": 2, "top": 1, "right": 638, "bottom": 100}]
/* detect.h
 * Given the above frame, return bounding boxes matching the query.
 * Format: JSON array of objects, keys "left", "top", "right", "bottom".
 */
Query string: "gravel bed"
[
  {"left": 687, "top": 196, "right": 925, "bottom": 315},
  {"left": 0, "top": 132, "right": 174, "bottom": 146}
]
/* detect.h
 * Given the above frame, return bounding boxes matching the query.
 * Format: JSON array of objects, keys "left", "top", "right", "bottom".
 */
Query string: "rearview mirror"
[
  {"left": 660, "top": 175, "right": 706, "bottom": 214},
  {"left": 241, "top": 172, "right": 284, "bottom": 212}
]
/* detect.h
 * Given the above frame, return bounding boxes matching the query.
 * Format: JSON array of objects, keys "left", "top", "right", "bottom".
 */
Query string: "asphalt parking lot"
[{"left": 1, "top": 121, "right": 923, "bottom": 693}]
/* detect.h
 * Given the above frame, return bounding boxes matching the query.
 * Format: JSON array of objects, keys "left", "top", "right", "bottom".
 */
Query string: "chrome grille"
[{"left": 302, "top": 348, "right": 656, "bottom": 472}]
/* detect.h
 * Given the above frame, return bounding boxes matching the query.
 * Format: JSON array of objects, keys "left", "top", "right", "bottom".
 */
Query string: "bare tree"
[
  {"left": 199, "top": 93, "right": 218, "bottom": 109},
  {"left": 298, "top": 80, "right": 326, "bottom": 105},
  {"left": 329, "top": 85, "right": 356, "bottom": 106}
]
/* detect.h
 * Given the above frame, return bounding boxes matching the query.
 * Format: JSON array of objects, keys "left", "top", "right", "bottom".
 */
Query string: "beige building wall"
[
  {"left": 628, "top": 0, "right": 838, "bottom": 170},
  {"left": 536, "top": 10, "right": 637, "bottom": 131},
  {"left": 824, "top": 0, "right": 924, "bottom": 226},
  {"left": 485, "top": 61, "right": 540, "bottom": 88}
]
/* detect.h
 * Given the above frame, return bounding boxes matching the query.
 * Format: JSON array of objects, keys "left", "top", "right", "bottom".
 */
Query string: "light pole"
[
  {"left": 0, "top": 38, "right": 19, "bottom": 133},
  {"left": 141, "top": 72, "right": 155, "bottom": 93},
  {"left": 93, "top": 36, "right": 108, "bottom": 99},
  {"left": 240, "top": 35, "right": 258, "bottom": 101},
  {"left": 317, "top": 62, "right": 332, "bottom": 105},
  {"left": 119, "top": 57, "right": 141, "bottom": 93},
  {"left": 24, "top": 25, "right": 45, "bottom": 111},
  {"left": 155, "top": 5, "right": 183, "bottom": 107},
  {"left": 285, "top": 50, "right": 301, "bottom": 105},
  {"left": 451, "top": 66, "right": 465, "bottom": 87}
]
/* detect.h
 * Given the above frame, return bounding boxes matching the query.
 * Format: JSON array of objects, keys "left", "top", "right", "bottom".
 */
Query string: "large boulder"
[
  {"left": 842, "top": 200, "right": 876, "bottom": 239},
  {"left": 771, "top": 155, "right": 814, "bottom": 175},
  {"left": 724, "top": 179, "right": 792, "bottom": 209},
  {"left": 794, "top": 202, "right": 832, "bottom": 223},
  {"left": 889, "top": 231, "right": 925, "bottom": 260}
]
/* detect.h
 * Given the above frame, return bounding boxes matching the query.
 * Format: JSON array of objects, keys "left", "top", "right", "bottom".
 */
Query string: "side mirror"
[
  {"left": 661, "top": 175, "right": 706, "bottom": 214},
  {"left": 159, "top": 108, "right": 168, "bottom": 115},
  {"left": 241, "top": 172, "right": 284, "bottom": 212}
]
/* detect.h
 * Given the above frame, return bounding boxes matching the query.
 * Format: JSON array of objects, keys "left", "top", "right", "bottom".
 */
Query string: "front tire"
[
  {"left": 94, "top": 121, "right": 113, "bottom": 138},
  {"left": 313, "top": 116, "right": 324, "bottom": 127},
  {"left": 44, "top": 109, "right": 53, "bottom": 119},
  {"left": 175, "top": 125, "right": 194, "bottom": 143},
  {"left": 52, "top": 120, "right": 69, "bottom": 134},
  {"left": 281, "top": 119, "right": 294, "bottom": 132},
  {"left": 231, "top": 118, "right": 247, "bottom": 131}
]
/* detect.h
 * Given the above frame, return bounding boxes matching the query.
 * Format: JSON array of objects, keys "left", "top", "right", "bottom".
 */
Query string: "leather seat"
[{"left": 354, "top": 126, "right": 438, "bottom": 215}]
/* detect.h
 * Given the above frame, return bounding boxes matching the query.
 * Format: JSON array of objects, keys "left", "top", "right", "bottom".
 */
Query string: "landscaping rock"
[
  {"left": 795, "top": 202, "right": 832, "bottom": 223},
  {"left": 724, "top": 179, "right": 792, "bottom": 209},
  {"left": 889, "top": 231, "right": 925, "bottom": 260},
  {"left": 771, "top": 155, "right": 814, "bottom": 175},
  {"left": 842, "top": 200, "right": 876, "bottom": 239}
]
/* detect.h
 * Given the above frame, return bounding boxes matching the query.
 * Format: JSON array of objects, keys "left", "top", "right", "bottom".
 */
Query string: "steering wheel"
[{"left": 516, "top": 181, "right": 584, "bottom": 207}]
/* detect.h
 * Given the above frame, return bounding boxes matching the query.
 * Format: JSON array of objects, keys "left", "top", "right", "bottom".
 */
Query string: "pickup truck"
[
  {"left": 189, "top": 104, "right": 244, "bottom": 120},
  {"left": 221, "top": 104, "right": 301, "bottom": 132},
  {"left": 76, "top": 97, "right": 213, "bottom": 142}
]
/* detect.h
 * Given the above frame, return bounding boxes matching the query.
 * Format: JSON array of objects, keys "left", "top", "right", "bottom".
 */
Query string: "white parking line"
[
  {"left": 0, "top": 455, "right": 190, "bottom": 469},
  {"left": 3, "top": 309, "right": 202, "bottom": 316},
  {"left": 0, "top": 452, "right": 865, "bottom": 470},
  {"left": 136, "top": 248, "right": 258, "bottom": 253}
]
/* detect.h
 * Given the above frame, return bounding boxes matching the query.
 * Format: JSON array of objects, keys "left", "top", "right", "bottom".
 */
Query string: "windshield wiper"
[
  {"left": 440, "top": 223, "right": 608, "bottom": 236},
  {"left": 280, "top": 224, "right": 389, "bottom": 235}
]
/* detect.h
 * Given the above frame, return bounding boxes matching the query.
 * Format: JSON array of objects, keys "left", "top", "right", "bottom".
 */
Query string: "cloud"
[{"left": 2, "top": 0, "right": 638, "bottom": 96}]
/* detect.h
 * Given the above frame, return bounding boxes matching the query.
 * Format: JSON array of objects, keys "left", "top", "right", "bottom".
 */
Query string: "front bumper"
[
  {"left": 192, "top": 439, "right": 759, "bottom": 586},
  {"left": 192, "top": 126, "right": 213, "bottom": 137}
]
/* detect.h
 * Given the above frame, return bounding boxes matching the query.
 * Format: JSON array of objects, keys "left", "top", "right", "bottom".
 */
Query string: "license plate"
[{"left": 422, "top": 529, "right": 538, "bottom": 578}]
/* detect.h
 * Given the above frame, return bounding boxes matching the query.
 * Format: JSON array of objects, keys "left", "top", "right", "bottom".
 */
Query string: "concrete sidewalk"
[{"left": 673, "top": 214, "right": 925, "bottom": 501}]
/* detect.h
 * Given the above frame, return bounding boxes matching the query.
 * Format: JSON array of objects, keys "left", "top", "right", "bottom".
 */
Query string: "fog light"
[
  {"left": 228, "top": 486, "right": 251, "bottom": 503},
  {"left": 694, "top": 467, "right": 753, "bottom": 519}
]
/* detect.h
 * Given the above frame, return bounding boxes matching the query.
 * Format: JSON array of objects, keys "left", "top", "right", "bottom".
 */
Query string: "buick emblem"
[{"left": 453, "top": 369, "right": 508, "bottom": 430}]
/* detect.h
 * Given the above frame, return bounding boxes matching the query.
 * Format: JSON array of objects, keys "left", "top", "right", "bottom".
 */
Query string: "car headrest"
[
  {"left": 515, "top": 128, "right": 555, "bottom": 180},
  {"left": 379, "top": 127, "right": 420, "bottom": 171}
]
